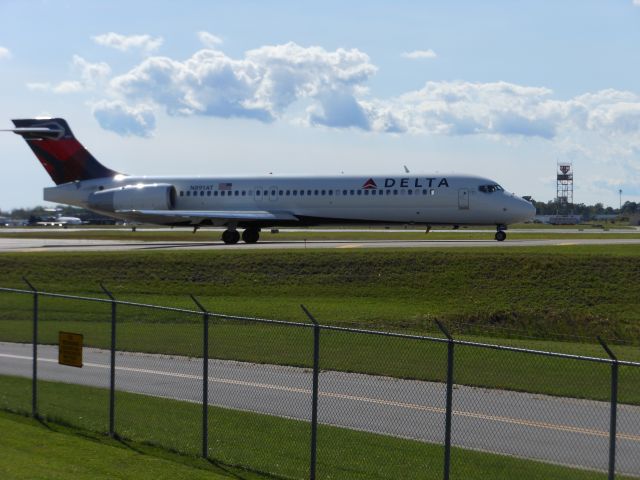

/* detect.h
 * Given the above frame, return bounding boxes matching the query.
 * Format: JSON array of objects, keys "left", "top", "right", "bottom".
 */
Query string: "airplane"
[
  {"left": 33, "top": 214, "right": 83, "bottom": 227},
  {"left": 4, "top": 117, "right": 535, "bottom": 243}
]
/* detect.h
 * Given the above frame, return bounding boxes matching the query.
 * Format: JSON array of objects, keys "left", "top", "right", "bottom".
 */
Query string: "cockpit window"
[{"left": 478, "top": 184, "right": 504, "bottom": 193}]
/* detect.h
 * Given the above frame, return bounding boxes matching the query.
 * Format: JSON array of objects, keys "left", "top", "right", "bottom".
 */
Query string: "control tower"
[{"left": 556, "top": 162, "right": 573, "bottom": 212}]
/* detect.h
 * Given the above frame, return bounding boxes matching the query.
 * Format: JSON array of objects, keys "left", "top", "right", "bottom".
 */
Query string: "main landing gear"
[
  {"left": 494, "top": 225, "right": 507, "bottom": 242},
  {"left": 221, "top": 228, "right": 260, "bottom": 244}
]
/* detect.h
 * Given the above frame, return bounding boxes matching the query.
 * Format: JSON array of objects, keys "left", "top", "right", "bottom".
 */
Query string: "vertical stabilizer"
[{"left": 10, "top": 118, "right": 119, "bottom": 185}]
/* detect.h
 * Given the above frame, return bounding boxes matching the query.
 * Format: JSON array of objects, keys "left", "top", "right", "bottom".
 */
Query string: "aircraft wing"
[{"left": 116, "top": 209, "right": 299, "bottom": 224}]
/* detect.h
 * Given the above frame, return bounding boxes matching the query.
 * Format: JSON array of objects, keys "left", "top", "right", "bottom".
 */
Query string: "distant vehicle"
[{"left": 5, "top": 117, "right": 535, "bottom": 242}]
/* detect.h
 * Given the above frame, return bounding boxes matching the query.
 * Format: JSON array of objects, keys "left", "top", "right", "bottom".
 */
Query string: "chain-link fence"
[{"left": 0, "top": 284, "right": 639, "bottom": 480}]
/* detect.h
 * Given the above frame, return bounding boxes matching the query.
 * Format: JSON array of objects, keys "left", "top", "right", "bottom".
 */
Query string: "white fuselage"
[{"left": 44, "top": 173, "right": 535, "bottom": 228}]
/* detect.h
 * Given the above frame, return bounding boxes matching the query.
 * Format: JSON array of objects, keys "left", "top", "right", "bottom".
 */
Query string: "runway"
[
  {"left": 1, "top": 342, "right": 638, "bottom": 475},
  {"left": 1, "top": 237, "right": 640, "bottom": 252}
]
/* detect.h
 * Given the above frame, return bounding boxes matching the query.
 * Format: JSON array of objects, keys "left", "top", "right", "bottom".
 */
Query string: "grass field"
[
  {"left": 0, "top": 411, "right": 235, "bottom": 480},
  {"left": 0, "top": 376, "right": 624, "bottom": 480},
  {"left": 1, "top": 245, "right": 638, "bottom": 341}
]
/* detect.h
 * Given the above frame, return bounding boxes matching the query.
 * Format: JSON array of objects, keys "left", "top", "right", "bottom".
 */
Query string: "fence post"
[
  {"left": 436, "top": 320, "right": 454, "bottom": 480},
  {"left": 191, "top": 295, "right": 210, "bottom": 459},
  {"left": 23, "top": 277, "right": 38, "bottom": 419},
  {"left": 598, "top": 336, "right": 618, "bottom": 480},
  {"left": 100, "top": 283, "right": 117, "bottom": 438},
  {"left": 301, "top": 305, "right": 320, "bottom": 480}
]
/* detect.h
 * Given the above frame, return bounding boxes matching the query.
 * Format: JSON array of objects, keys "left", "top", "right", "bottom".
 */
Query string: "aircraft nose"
[{"left": 511, "top": 197, "right": 536, "bottom": 223}]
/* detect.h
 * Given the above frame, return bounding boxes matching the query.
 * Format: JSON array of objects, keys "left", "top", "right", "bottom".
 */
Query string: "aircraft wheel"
[
  {"left": 222, "top": 229, "right": 240, "bottom": 244},
  {"left": 242, "top": 229, "right": 260, "bottom": 244},
  {"left": 495, "top": 230, "right": 507, "bottom": 242}
]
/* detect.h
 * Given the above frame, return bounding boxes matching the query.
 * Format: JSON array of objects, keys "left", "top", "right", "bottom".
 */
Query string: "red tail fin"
[{"left": 11, "top": 118, "right": 119, "bottom": 185}]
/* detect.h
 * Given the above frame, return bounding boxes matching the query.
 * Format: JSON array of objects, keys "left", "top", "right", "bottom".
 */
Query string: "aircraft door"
[{"left": 458, "top": 188, "right": 469, "bottom": 209}]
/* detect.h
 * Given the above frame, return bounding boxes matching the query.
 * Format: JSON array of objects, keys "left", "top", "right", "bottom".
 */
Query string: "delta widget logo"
[{"left": 362, "top": 178, "right": 377, "bottom": 189}]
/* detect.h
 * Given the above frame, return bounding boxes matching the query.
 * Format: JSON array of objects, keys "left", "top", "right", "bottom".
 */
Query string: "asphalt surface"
[
  {"left": 1, "top": 237, "right": 640, "bottom": 252},
  {"left": 1, "top": 342, "right": 639, "bottom": 475}
]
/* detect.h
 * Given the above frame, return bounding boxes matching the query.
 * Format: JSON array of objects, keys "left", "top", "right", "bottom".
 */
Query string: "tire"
[
  {"left": 495, "top": 230, "right": 507, "bottom": 242},
  {"left": 222, "top": 229, "right": 240, "bottom": 244},
  {"left": 242, "top": 229, "right": 260, "bottom": 244}
]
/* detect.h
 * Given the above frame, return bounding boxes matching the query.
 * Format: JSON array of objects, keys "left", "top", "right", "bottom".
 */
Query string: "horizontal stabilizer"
[{"left": 1, "top": 125, "right": 65, "bottom": 140}]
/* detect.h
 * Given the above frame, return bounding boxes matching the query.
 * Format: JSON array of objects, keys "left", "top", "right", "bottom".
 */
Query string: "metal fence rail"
[{"left": 0, "top": 284, "right": 639, "bottom": 479}]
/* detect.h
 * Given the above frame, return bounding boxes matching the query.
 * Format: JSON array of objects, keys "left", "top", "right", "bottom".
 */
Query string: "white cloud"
[
  {"left": 197, "top": 31, "right": 223, "bottom": 48},
  {"left": 26, "top": 82, "right": 52, "bottom": 91},
  {"left": 368, "top": 81, "right": 559, "bottom": 138},
  {"left": 0, "top": 46, "right": 11, "bottom": 60},
  {"left": 108, "top": 42, "right": 377, "bottom": 129},
  {"left": 26, "top": 55, "right": 110, "bottom": 94},
  {"left": 634, "top": 0, "right": 640, "bottom": 6},
  {"left": 92, "top": 100, "right": 156, "bottom": 137},
  {"left": 53, "top": 81, "right": 84, "bottom": 94},
  {"left": 93, "top": 33, "right": 163, "bottom": 53},
  {"left": 402, "top": 49, "right": 437, "bottom": 60},
  {"left": 72, "top": 55, "right": 111, "bottom": 86}
]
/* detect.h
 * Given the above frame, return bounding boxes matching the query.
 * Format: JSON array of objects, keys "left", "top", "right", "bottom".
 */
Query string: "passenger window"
[
  {"left": 343, "top": 189, "right": 348, "bottom": 195},
  {"left": 430, "top": 189, "right": 435, "bottom": 195},
  {"left": 214, "top": 191, "right": 219, "bottom": 196},
  {"left": 357, "top": 190, "right": 362, "bottom": 195},
  {"left": 242, "top": 191, "right": 246, "bottom": 196},
  {"left": 393, "top": 190, "right": 398, "bottom": 195},
  {"left": 329, "top": 190, "right": 333, "bottom": 195},
  {"left": 408, "top": 189, "right": 413, "bottom": 195},
  {"left": 321, "top": 190, "right": 326, "bottom": 196},
  {"left": 350, "top": 190, "right": 355, "bottom": 195},
  {"left": 207, "top": 191, "right": 211, "bottom": 196},
  {"left": 186, "top": 191, "right": 191, "bottom": 196},
  {"left": 293, "top": 190, "right": 297, "bottom": 196},
  {"left": 179, "top": 191, "right": 184, "bottom": 197},
  {"left": 279, "top": 190, "right": 283, "bottom": 196}
]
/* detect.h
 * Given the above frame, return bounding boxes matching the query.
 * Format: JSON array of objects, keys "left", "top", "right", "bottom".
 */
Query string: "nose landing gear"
[{"left": 495, "top": 225, "right": 507, "bottom": 242}]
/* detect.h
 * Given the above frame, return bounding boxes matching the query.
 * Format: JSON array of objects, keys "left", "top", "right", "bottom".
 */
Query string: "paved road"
[
  {"left": 1, "top": 342, "right": 638, "bottom": 475},
  {"left": 1, "top": 237, "right": 640, "bottom": 252}
]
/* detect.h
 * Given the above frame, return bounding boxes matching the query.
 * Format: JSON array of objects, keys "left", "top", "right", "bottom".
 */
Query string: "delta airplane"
[{"left": 4, "top": 118, "right": 535, "bottom": 243}]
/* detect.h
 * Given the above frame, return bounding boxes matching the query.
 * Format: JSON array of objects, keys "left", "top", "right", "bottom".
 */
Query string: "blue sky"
[{"left": 1, "top": 0, "right": 640, "bottom": 209}]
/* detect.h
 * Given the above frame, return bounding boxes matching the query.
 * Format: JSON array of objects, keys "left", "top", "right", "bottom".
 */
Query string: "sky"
[{"left": 1, "top": 0, "right": 640, "bottom": 209}]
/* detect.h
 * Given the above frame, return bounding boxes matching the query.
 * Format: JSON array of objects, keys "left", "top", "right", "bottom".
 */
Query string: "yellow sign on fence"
[{"left": 58, "top": 331, "right": 83, "bottom": 368}]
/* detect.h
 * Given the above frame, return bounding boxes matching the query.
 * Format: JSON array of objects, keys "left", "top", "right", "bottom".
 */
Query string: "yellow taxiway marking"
[
  {"left": 336, "top": 243, "right": 364, "bottom": 248},
  {"left": 3, "top": 352, "right": 639, "bottom": 443}
]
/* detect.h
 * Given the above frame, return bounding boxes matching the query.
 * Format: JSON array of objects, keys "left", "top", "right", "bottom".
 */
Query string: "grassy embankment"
[
  {"left": 0, "top": 246, "right": 639, "bottom": 403},
  {"left": 0, "top": 376, "right": 626, "bottom": 480}
]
